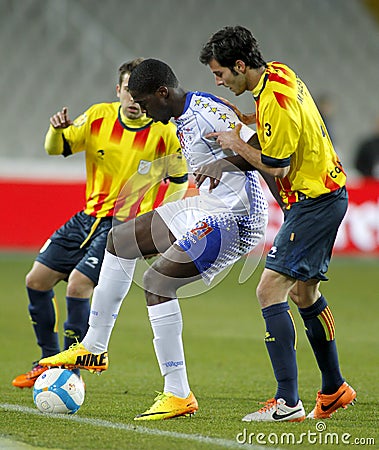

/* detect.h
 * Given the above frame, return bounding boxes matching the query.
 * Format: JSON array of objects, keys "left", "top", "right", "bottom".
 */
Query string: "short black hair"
[
  {"left": 199, "top": 25, "right": 266, "bottom": 71},
  {"left": 128, "top": 59, "right": 179, "bottom": 96},
  {"left": 118, "top": 58, "right": 144, "bottom": 86}
]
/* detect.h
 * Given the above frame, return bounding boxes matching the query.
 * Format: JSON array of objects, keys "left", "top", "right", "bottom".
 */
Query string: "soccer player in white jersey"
[{"left": 40, "top": 58, "right": 272, "bottom": 420}]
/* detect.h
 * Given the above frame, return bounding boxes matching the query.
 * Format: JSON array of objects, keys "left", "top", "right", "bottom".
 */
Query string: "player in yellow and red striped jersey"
[
  {"left": 51, "top": 98, "right": 186, "bottom": 221},
  {"left": 200, "top": 25, "right": 355, "bottom": 422},
  {"left": 253, "top": 61, "right": 346, "bottom": 206},
  {"left": 12, "top": 58, "right": 188, "bottom": 389}
]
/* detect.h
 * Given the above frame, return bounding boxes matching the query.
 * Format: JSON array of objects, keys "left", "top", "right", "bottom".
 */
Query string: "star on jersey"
[{"left": 193, "top": 97, "right": 235, "bottom": 129}]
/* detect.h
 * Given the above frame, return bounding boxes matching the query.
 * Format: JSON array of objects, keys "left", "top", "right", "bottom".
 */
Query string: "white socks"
[
  {"left": 148, "top": 299, "right": 190, "bottom": 398},
  {"left": 81, "top": 251, "right": 190, "bottom": 399},
  {"left": 82, "top": 250, "right": 136, "bottom": 353}
]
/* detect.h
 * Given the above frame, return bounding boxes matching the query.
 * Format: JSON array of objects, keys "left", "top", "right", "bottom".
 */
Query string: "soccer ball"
[{"left": 33, "top": 368, "right": 85, "bottom": 414}]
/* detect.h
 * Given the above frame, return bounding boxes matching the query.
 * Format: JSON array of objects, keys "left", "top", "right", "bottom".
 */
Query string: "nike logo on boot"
[
  {"left": 272, "top": 408, "right": 303, "bottom": 420},
  {"left": 320, "top": 391, "right": 346, "bottom": 411}
]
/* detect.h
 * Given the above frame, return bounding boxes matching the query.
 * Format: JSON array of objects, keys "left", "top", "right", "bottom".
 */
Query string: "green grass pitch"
[{"left": 0, "top": 252, "right": 378, "bottom": 450}]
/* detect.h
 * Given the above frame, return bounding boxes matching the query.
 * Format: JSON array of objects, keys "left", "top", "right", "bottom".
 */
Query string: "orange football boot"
[
  {"left": 12, "top": 362, "right": 48, "bottom": 388},
  {"left": 307, "top": 382, "right": 356, "bottom": 419}
]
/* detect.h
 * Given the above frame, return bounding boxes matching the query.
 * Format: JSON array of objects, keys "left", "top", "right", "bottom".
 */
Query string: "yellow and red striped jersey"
[
  {"left": 252, "top": 62, "right": 346, "bottom": 207},
  {"left": 45, "top": 102, "right": 187, "bottom": 221}
]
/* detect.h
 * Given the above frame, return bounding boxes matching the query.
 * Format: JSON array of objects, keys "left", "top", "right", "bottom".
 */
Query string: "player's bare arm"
[
  {"left": 258, "top": 171, "right": 286, "bottom": 211},
  {"left": 206, "top": 123, "right": 289, "bottom": 178},
  {"left": 50, "top": 107, "right": 73, "bottom": 129}
]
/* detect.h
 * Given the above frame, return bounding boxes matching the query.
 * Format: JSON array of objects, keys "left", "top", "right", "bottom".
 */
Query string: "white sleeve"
[{"left": 239, "top": 123, "right": 256, "bottom": 143}]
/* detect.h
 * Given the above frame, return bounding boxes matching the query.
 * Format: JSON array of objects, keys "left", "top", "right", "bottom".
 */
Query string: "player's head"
[
  {"left": 200, "top": 26, "right": 266, "bottom": 96},
  {"left": 200, "top": 25, "right": 265, "bottom": 70},
  {"left": 118, "top": 58, "right": 144, "bottom": 86},
  {"left": 117, "top": 57, "right": 145, "bottom": 120},
  {"left": 128, "top": 59, "right": 179, "bottom": 124}
]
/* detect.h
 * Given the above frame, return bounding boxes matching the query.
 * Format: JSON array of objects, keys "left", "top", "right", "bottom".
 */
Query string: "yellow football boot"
[
  {"left": 39, "top": 343, "right": 108, "bottom": 374},
  {"left": 134, "top": 391, "right": 198, "bottom": 421}
]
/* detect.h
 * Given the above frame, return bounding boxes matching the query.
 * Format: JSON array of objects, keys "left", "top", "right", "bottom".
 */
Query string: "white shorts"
[{"left": 156, "top": 196, "right": 267, "bottom": 284}]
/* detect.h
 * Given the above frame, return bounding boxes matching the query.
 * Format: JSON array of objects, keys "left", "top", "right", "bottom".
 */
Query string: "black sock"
[
  {"left": 64, "top": 296, "right": 90, "bottom": 350},
  {"left": 262, "top": 302, "right": 299, "bottom": 406},
  {"left": 299, "top": 295, "right": 344, "bottom": 394},
  {"left": 27, "top": 287, "right": 60, "bottom": 359}
]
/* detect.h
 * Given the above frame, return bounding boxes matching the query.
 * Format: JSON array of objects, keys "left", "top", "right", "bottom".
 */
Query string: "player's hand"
[
  {"left": 50, "top": 107, "right": 73, "bottom": 129},
  {"left": 194, "top": 160, "right": 224, "bottom": 191},
  {"left": 216, "top": 96, "right": 256, "bottom": 125},
  {"left": 206, "top": 123, "right": 243, "bottom": 152}
]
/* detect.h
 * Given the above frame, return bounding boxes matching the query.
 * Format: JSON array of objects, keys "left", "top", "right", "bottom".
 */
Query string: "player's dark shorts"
[
  {"left": 265, "top": 186, "right": 348, "bottom": 281},
  {"left": 36, "top": 211, "right": 114, "bottom": 284}
]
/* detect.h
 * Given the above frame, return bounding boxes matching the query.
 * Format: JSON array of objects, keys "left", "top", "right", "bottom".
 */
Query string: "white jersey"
[{"left": 174, "top": 91, "right": 268, "bottom": 216}]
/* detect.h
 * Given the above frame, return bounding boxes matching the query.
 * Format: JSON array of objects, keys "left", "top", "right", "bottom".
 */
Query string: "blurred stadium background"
[
  {"left": 1, "top": 4, "right": 378, "bottom": 447},
  {"left": 0, "top": 0, "right": 378, "bottom": 252}
]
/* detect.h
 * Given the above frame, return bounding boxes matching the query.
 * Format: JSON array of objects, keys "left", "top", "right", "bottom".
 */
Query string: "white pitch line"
[{"left": 0, "top": 403, "right": 273, "bottom": 450}]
